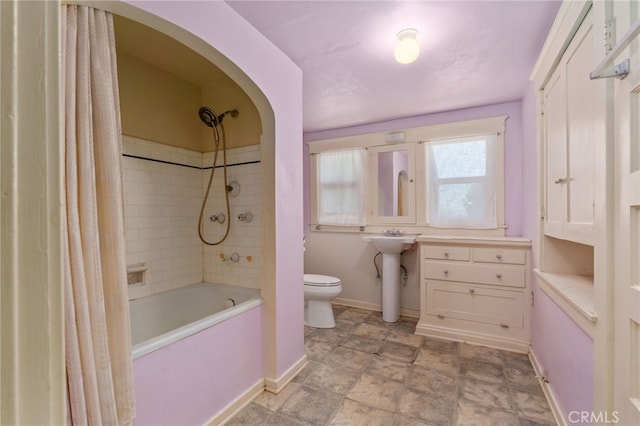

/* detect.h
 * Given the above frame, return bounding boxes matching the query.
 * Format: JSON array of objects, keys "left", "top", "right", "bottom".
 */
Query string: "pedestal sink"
[{"left": 362, "top": 233, "right": 417, "bottom": 322}]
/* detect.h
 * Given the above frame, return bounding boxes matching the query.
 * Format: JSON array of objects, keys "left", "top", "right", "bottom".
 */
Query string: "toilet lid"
[{"left": 304, "top": 274, "right": 341, "bottom": 287}]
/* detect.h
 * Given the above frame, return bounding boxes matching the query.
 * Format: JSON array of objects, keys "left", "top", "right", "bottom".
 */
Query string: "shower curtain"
[{"left": 62, "top": 5, "right": 135, "bottom": 425}]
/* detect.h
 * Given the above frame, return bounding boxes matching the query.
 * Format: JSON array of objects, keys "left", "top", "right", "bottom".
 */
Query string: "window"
[
  {"left": 308, "top": 116, "right": 506, "bottom": 234},
  {"left": 426, "top": 134, "right": 498, "bottom": 229},
  {"left": 316, "top": 148, "right": 366, "bottom": 226}
]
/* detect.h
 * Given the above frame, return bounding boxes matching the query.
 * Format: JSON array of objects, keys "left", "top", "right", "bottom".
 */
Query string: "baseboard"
[
  {"left": 415, "top": 322, "right": 529, "bottom": 353},
  {"left": 207, "top": 355, "right": 309, "bottom": 425},
  {"left": 208, "top": 378, "right": 265, "bottom": 426},
  {"left": 264, "top": 354, "right": 308, "bottom": 394},
  {"left": 528, "top": 346, "right": 567, "bottom": 426},
  {"left": 332, "top": 297, "right": 420, "bottom": 319}
]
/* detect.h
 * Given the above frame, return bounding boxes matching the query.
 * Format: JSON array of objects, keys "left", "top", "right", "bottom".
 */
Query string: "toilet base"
[{"left": 304, "top": 300, "right": 336, "bottom": 328}]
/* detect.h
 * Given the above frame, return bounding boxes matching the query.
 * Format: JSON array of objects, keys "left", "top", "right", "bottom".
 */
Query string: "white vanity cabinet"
[{"left": 416, "top": 236, "right": 532, "bottom": 353}]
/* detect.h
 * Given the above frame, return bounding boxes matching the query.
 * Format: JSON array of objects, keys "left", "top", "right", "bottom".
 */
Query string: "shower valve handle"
[
  {"left": 237, "top": 212, "right": 253, "bottom": 223},
  {"left": 210, "top": 213, "right": 226, "bottom": 224}
]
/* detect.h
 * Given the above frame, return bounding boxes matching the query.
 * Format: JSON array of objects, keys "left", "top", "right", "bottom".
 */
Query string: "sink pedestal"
[
  {"left": 381, "top": 253, "right": 401, "bottom": 322},
  {"left": 362, "top": 234, "right": 417, "bottom": 323}
]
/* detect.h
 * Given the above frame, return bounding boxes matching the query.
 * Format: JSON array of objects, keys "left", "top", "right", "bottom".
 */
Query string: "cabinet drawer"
[
  {"left": 473, "top": 248, "right": 526, "bottom": 265},
  {"left": 426, "top": 280, "right": 524, "bottom": 328},
  {"left": 424, "top": 261, "right": 526, "bottom": 288},
  {"left": 422, "top": 246, "right": 470, "bottom": 261}
]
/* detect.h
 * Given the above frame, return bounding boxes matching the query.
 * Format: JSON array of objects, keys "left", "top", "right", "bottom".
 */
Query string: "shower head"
[
  {"left": 199, "top": 107, "right": 218, "bottom": 128},
  {"left": 199, "top": 107, "right": 239, "bottom": 127}
]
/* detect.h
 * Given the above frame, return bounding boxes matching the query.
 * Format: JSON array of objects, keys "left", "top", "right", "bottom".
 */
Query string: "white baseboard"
[
  {"left": 332, "top": 297, "right": 420, "bottom": 319},
  {"left": 528, "top": 346, "right": 567, "bottom": 426},
  {"left": 208, "top": 378, "right": 265, "bottom": 426},
  {"left": 264, "top": 354, "right": 308, "bottom": 394},
  {"left": 208, "top": 355, "right": 309, "bottom": 425}
]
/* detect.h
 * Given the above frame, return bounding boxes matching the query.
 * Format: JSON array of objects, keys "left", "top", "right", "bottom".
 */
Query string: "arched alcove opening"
[{"left": 74, "top": 1, "right": 304, "bottom": 423}]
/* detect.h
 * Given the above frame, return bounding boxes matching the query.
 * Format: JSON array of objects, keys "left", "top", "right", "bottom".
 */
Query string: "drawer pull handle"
[
  {"left": 496, "top": 254, "right": 502, "bottom": 259},
  {"left": 443, "top": 270, "right": 449, "bottom": 275},
  {"left": 500, "top": 324, "right": 509, "bottom": 329},
  {"left": 444, "top": 252, "right": 449, "bottom": 257},
  {"left": 469, "top": 288, "right": 475, "bottom": 294},
  {"left": 437, "top": 314, "right": 445, "bottom": 319},
  {"left": 496, "top": 273, "right": 502, "bottom": 279}
]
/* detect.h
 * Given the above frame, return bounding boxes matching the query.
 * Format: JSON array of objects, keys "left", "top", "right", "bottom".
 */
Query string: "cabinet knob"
[
  {"left": 443, "top": 270, "right": 449, "bottom": 275},
  {"left": 496, "top": 254, "right": 502, "bottom": 260},
  {"left": 555, "top": 177, "right": 567, "bottom": 184},
  {"left": 444, "top": 252, "right": 449, "bottom": 257},
  {"left": 496, "top": 273, "right": 502, "bottom": 279},
  {"left": 469, "top": 288, "right": 475, "bottom": 294}
]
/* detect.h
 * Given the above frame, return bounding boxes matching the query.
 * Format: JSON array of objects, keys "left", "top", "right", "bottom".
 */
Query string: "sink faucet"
[{"left": 383, "top": 229, "right": 404, "bottom": 237}]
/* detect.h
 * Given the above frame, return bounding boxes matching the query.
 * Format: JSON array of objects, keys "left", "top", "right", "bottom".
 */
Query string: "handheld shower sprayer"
[
  {"left": 197, "top": 105, "right": 239, "bottom": 246},
  {"left": 198, "top": 107, "right": 239, "bottom": 128}
]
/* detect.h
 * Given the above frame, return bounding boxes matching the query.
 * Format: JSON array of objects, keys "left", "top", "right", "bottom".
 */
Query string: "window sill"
[
  {"left": 310, "top": 223, "right": 508, "bottom": 238},
  {"left": 534, "top": 269, "right": 596, "bottom": 338}
]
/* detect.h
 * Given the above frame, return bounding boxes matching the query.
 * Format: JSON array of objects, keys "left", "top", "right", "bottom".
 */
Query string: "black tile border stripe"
[{"left": 123, "top": 153, "right": 260, "bottom": 170}]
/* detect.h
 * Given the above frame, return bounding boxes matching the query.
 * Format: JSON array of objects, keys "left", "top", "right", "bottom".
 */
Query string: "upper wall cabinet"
[{"left": 542, "top": 9, "right": 595, "bottom": 246}]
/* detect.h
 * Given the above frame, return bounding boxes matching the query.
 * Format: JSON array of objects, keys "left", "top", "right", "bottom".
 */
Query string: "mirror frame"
[{"left": 366, "top": 142, "right": 416, "bottom": 225}]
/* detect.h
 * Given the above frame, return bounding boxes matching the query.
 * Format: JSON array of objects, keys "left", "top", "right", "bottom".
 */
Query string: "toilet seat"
[{"left": 304, "top": 274, "right": 341, "bottom": 287}]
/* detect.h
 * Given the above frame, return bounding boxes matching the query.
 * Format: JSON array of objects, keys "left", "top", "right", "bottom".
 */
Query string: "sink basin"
[{"left": 362, "top": 234, "right": 417, "bottom": 254}]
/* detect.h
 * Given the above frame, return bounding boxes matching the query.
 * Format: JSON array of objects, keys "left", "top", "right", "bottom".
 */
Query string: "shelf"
[{"left": 534, "top": 269, "right": 596, "bottom": 337}]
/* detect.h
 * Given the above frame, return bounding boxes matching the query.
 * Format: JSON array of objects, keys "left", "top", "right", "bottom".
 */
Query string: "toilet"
[{"left": 304, "top": 274, "right": 342, "bottom": 328}]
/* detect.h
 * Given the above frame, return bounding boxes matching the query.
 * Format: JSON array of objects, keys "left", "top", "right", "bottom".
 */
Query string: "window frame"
[
  {"left": 308, "top": 116, "right": 507, "bottom": 236},
  {"left": 424, "top": 132, "right": 500, "bottom": 229},
  {"left": 314, "top": 147, "right": 367, "bottom": 227},
  {"left": 309, "top": 134, "right": 371, "bottom": 231}
]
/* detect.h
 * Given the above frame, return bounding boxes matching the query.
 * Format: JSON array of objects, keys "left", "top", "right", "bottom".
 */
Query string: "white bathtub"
[{"left": 129, "top": 282, "right": 262, "bottom": 359}]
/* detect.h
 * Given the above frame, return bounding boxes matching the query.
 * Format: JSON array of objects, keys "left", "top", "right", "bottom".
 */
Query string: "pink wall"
[
  {"left": 123, "top": 0, "right": 305, "bottom": 411},
  {"left": 521, "top": 82, "right": 593, "bottom": 421},
  {"left": 304, "top": 101, "right": 524, "bottom": 236},
  {"left": 134, "top": 306, "right": 264, "bottom": 425}
]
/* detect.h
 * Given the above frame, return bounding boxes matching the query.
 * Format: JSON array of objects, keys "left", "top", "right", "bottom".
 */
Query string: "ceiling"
[
  {"left": 226, "top": 0, "right": 561, "bottom": 133},
  {"left": 114, "top": 15, "right": 238, "bottom": 89}
]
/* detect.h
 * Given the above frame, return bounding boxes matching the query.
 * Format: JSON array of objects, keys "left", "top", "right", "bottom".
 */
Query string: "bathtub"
[
  {"left": 131, "top": 282, "right": 264, "bottom": 425},
  {"left": 130, "top": 282, "right": 262, "bottom": 359}
]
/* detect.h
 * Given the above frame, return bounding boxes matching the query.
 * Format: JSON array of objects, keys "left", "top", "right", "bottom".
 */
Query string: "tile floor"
[{"left": 227, "top": 305, "right": 557, "bottom": 426}]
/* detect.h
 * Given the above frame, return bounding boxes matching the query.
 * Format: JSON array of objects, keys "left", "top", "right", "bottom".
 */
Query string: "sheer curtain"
[
  {"left": 427, "top": 134, "right": 498, "bottom": 229},
  {"left": 62, "top": 5, "right": 135, "bottom": 425},
  {"left": 317, "top": 148, "right": 366, "bottom": 226}
]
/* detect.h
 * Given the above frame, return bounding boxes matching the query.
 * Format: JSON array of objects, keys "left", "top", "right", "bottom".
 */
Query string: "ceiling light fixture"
[{"left": 394, "top": 28, "right": 420, "bottom": 64}]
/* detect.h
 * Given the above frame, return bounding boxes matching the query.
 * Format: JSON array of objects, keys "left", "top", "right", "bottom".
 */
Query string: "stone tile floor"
[{"left": 227, "top": 305, "right": 557, "bottom": 426}]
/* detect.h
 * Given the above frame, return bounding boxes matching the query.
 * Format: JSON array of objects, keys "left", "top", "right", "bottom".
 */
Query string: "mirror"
[
  {"left": 368, "top": 142, "right": 416, "bottom": 224},
  {"left": 377, "top": 150, "right": 409, "bottom": 216}
]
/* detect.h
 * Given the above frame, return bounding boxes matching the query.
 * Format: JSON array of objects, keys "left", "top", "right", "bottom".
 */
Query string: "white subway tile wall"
[
  {"left": 202, "top": 145, "right": 262, "bottom": 290},
  {"left": 122, "top": 136, "right": 262, "bottom": 300}
]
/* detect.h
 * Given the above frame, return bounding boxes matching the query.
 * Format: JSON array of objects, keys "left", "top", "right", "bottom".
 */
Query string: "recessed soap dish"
[{"left": 127, "top": 262, "right": 148, "bottom": 285}]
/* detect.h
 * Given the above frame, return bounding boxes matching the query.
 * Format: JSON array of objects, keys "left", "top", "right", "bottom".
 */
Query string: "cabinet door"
[
  {"left": 426, "top": 280, "right": 524, "bottom": 328},
  {"left": 565, "top": 11, "right": 595, "bottom": 245},
  {"left": 543, "top": 66, "right": 567, "bottom": 239},
  {"left": 543, "top": 10, "right": 595, "bottom": 245}
]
